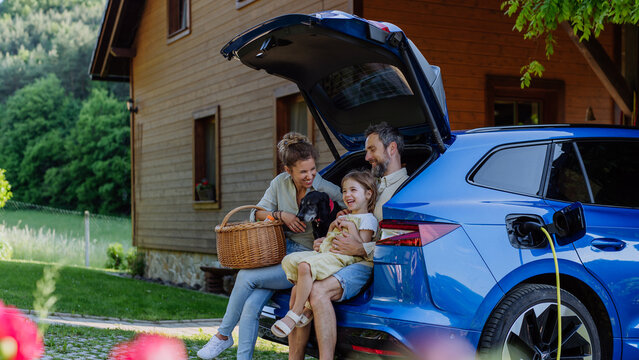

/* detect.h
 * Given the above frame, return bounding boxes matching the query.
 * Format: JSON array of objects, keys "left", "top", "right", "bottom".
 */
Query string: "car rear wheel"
[{"left": 478, "top": 284, "right": 600, "bottom": 360}]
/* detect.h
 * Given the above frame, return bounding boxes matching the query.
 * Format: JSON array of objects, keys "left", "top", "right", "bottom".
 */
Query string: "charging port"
[{"left": 505, "top": 215, "right": 547, "bottom": 249}]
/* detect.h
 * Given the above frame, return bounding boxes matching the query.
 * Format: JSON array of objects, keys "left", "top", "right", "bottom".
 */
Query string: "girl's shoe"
[
  {"left": 271, "top": 310, "right": 301, "bottom": 337},
  {"left": 296, "top": 302, "right": 313, "bottom": 328}
]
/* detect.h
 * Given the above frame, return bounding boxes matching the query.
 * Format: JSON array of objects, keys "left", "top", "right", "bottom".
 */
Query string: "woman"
[{"left": 197, "top": 132, "right": 343, "bottom": 360}]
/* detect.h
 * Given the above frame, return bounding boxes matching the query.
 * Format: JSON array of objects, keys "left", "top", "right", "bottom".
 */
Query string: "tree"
[
  {"left": 0, "top": 0, "right": 128, "bottom": 99},
  {"left": 0, "top": 0, "right": 131, "bottom": 214},
  {"left": 0, "top": 0, "right": 101, "bottom": 18},
  {"left": 0, "top": 74, "right": 77, "bottom": 203},
  {"left": 19, "top": 130, "right": 68, "bottom": 204},
  {"left": 502, "top": 0, "right": 639, "bottom": 87},
  {"left": 63, "top": 88, "right": 131, "bottom": 215}
]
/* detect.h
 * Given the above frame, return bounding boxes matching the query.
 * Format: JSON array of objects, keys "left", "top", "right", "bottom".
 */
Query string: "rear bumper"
[
  {"left": 259, "top": 305, "right": 481, "bottom": 359},
  {"left": 259, "top": 313, "right": 411, "bottom": 359}
]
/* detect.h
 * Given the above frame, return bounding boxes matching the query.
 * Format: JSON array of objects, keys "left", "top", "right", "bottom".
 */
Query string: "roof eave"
[{"left": 89, "top": 0, "right": 145, "bottom": 82}]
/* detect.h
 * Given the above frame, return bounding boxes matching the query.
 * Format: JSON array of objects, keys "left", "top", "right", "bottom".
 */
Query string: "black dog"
[{"left": 297, "top": 191, "right": 341, "bottom": 239}]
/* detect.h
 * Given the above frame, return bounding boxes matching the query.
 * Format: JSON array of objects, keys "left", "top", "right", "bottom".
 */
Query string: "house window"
[
  {"left": 168, "top": 0, "right": 190, "bottom": 40},
  {"left": 494, "top": 100, "right": 541, "bottom": 126},
  {"left": 486, "top": 76, "right": 564, "bottom": 126},
  {"left": 193, "top": 108, "right": 220, "bottom": 209},
  {"left": 275, "top": 93, "right": 314, "bottom": 172}
]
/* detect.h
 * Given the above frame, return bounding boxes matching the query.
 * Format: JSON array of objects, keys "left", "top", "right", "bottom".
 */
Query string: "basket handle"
[{"left": 220, "top": 205, "right": 267, "bottom": 227}]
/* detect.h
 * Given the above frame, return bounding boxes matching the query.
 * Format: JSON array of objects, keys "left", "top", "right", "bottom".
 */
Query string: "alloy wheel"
[{"left": 502, "top": 302, "right": 593, "bottom": 360}]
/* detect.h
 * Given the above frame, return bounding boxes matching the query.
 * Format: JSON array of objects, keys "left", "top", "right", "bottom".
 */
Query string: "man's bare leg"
[
  {"left": 288, "top": 321, "right": 312, "bottom": 360},
  {"left": 309, "top": 276, "right": 343, "bottom": 360},
  {"left": 288, "top": 276, "right": 343, "bottom": 360}
]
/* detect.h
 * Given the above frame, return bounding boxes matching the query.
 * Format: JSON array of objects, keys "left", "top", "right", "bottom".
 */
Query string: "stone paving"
[
  {"left": 42, "top": 334, "right": 131, "bottom": 360},
  {"left": 24, "top": 310, "right": 228, "bottom": 360},
  {"left": 25, "top": 310, "right": 222, "bottom": 337},
  {"left": 23, "top": 310, "right": 302, "bottom": 359}
]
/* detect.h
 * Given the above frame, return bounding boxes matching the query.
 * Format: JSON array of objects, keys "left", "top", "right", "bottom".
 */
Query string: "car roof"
[
  {"left": 461, "top": 124, "right": 639, "bottom": 134},
  {"left": 450, "top": 124, "right": 639, "bottom": 150}
]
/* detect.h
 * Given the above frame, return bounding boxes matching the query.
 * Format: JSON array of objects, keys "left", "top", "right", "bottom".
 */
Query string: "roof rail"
[{"left": 465, "top": 124, "right": 638, "bottom": 133}]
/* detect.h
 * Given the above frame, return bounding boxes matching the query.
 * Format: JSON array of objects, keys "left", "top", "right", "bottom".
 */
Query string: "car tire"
[{"left": 478, "top": 283, "right": 601, "bottom": 360}]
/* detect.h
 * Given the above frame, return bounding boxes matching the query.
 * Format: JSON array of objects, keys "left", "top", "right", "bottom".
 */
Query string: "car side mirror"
[{"left": 549, "top": 202, "right": 586, "bottom": 246}]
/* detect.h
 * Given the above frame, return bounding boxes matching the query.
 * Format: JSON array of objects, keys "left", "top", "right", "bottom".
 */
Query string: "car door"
[{"left": 544, "top": 140, "right": 639, "bottom": 341}]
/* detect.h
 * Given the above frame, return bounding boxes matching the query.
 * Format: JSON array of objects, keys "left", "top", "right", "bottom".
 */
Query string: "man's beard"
[{"left": 371, "top": 157, "right": 389, "bottom": 178}]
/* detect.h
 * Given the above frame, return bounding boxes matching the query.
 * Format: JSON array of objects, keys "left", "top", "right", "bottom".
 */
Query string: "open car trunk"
[{"left": 221, "top": 11, "right": 452, "bottom": 155}]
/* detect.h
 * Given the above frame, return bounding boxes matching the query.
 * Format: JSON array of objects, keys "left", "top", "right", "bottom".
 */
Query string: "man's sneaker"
[{"left": 197, "top": 334, "right": 234, "bottom": 359}]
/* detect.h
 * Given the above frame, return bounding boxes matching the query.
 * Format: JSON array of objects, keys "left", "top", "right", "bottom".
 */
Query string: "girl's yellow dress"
[{"left": 281, "top": 213, "right": 378, "bottom": 282}]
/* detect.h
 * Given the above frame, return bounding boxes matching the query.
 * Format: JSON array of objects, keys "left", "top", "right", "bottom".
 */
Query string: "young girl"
[{"left": 271, "top": 170, "right": 378, "bottom": 337}]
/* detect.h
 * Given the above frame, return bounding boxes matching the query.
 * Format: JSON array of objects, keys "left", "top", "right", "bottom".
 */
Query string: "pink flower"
[
  {"left": 109, "top": 334, "right": 187, "bottom": 360},
  {"left": 0, "top": 301, "right": 44, "bottom": 360}
]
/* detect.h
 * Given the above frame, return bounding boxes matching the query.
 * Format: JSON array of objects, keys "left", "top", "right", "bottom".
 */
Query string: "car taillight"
[
  {"left": 368, "top": 20, "right": 390, "bottom": 32},
  {"left": 377, "top": 220, "right": 460, "bottom": 246}
]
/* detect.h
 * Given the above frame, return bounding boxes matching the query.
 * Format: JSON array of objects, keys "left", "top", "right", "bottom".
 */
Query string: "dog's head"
[{"left": 297, "top": 191, "right": 335, "bottom": 223}]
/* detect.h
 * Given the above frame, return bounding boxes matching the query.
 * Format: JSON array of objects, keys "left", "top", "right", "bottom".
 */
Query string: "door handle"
[{"left": 591, "top": 238, "right": 626, "bottom": 251}]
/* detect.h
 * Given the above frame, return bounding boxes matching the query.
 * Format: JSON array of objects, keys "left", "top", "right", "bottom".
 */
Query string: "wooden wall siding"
[
  {"left": 363, "top": 0, "right": 616, "bottom": 130},
  {"left": 133, "top": 0, "right": 617, "bottom": 254},
  {"left": 132, "top": 0, "right": 349, "bottom": 253}
]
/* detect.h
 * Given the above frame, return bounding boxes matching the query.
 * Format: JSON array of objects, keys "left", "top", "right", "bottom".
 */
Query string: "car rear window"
[
  {"left": 319, "top": 63, "right": 413, "bottom": 109},
  {"left": 546, "top": 142, "right": 591, "bottom": 203},
  {"left": 471, "top": 144, "right": 548, "bottom": 195},
  {"left": 577, "top": 141, "right": 639, "bottom": 208}
]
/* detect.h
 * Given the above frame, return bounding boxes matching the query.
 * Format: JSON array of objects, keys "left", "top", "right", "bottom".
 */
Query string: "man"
[{"left": 288, "top": 122, "right": 408, "bottom": 360}]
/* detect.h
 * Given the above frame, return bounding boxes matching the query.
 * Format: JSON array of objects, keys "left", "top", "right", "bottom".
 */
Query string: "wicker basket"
[{"left": 215, "top": 205, "right": 286, "bottom": 269}]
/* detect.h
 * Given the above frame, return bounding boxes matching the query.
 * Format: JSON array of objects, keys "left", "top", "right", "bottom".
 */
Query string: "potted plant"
[{"left": 196, "top": 178, "right": 215, "bottom": 201}]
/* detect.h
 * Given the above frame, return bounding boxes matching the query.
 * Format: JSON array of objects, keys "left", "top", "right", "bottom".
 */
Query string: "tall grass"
[{"left": 0, "top": 204, "right": 132, "bottom": 267}]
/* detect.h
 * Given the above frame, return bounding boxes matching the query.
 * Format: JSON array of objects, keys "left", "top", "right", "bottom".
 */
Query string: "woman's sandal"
[
  {"left": 296, "top": 302, "right": 313, "bottom": 328},
  {"left": 271, "top": 310, "right": 301, "bottom": 338}
]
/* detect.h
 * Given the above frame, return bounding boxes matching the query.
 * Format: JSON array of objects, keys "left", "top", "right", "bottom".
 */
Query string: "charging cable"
[
  {"left": 516, "top": 223, "right": 562, "bottom": 358},
  {"left": 541, "top": 226, "right": 561, "bottom": 360}
]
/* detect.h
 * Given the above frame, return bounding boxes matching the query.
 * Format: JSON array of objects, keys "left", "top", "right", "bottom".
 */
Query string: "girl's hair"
[
  {"left": 342, "top": 170, "right": 378, "bottom": 213},
  {"left": 277, "top": 132, "right": 318, "bottom": 168}
]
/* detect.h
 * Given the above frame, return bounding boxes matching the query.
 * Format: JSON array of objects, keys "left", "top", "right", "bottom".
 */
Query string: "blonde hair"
[
  {"left": 277, "top": 132, "right": 318, "bottom": 167},
  {"left": 342, "top": 170, "right": 378, "bottom": 213}
]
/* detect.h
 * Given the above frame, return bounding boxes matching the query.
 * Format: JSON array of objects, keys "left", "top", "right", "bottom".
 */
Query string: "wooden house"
[{"left": 90, "top": 0, "right": 636, "bottom": 287}]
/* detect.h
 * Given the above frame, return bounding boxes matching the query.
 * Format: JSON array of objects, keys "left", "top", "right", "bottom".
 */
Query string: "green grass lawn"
[
  {"left": 0, "top": 260, "right": 228, "bottom": 321},
  {"left": 0, "top": 206, "right": 132, "bottom": 266},
  {"left": 0, "top": 207, "right": 131, "bottom": 242}
]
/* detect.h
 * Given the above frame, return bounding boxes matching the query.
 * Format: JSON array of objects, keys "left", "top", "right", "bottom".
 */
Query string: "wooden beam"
[
  {"left": 110, "top": 47, "right": 136, "bottom": 58},
  {"left": 100, "top": 0, "right": 125, "bottom": 77},
  {"left": 562, "top": 22, "right": 633, "bottom": 114}
]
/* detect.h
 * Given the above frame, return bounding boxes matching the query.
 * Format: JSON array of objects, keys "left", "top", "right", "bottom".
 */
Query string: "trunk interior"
[{"left": 321, "top": 144, "right": 434, "bottom": 187}]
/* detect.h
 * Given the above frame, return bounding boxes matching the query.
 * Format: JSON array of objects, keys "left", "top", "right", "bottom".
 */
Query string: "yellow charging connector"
[{"left": 541, "top": 226, "right": 561, "bottom": 359}]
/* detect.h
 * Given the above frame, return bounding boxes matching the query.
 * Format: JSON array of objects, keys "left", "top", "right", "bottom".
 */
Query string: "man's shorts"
[{"left": 332, "top": 262, "right": 372, "bottom": 302}]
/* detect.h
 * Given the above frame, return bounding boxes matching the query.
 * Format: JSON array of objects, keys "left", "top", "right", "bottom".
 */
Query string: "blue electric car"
[{"left": 221, "top": 11, "right": 639, "bottom": 359}]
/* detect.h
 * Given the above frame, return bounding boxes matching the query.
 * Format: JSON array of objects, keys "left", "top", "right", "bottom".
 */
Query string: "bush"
[
  {"left": 0, "top": 239, "right": 12, "bottom": 260},
  {"left": 105, "top": 242, "right": 124, "bottom": 269},
  {"left": 125, "top": 247, "right": 145, "bottom": 277},
  {"left": 0, "top": 168, "right": 12, "bottom": 208}
]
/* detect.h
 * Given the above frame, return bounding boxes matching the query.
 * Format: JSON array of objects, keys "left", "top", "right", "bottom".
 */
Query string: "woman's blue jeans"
[{"left": 216, "top": 239, "right": 307, "bottom": 360}]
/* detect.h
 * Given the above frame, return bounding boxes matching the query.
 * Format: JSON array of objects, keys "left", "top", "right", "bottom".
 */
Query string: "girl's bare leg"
[
  {"left": 289, "top": 284, "right": 297, "bottom": 308},
  {"left": 291, "top": 262, "right": 313, "bottom": 316}
]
